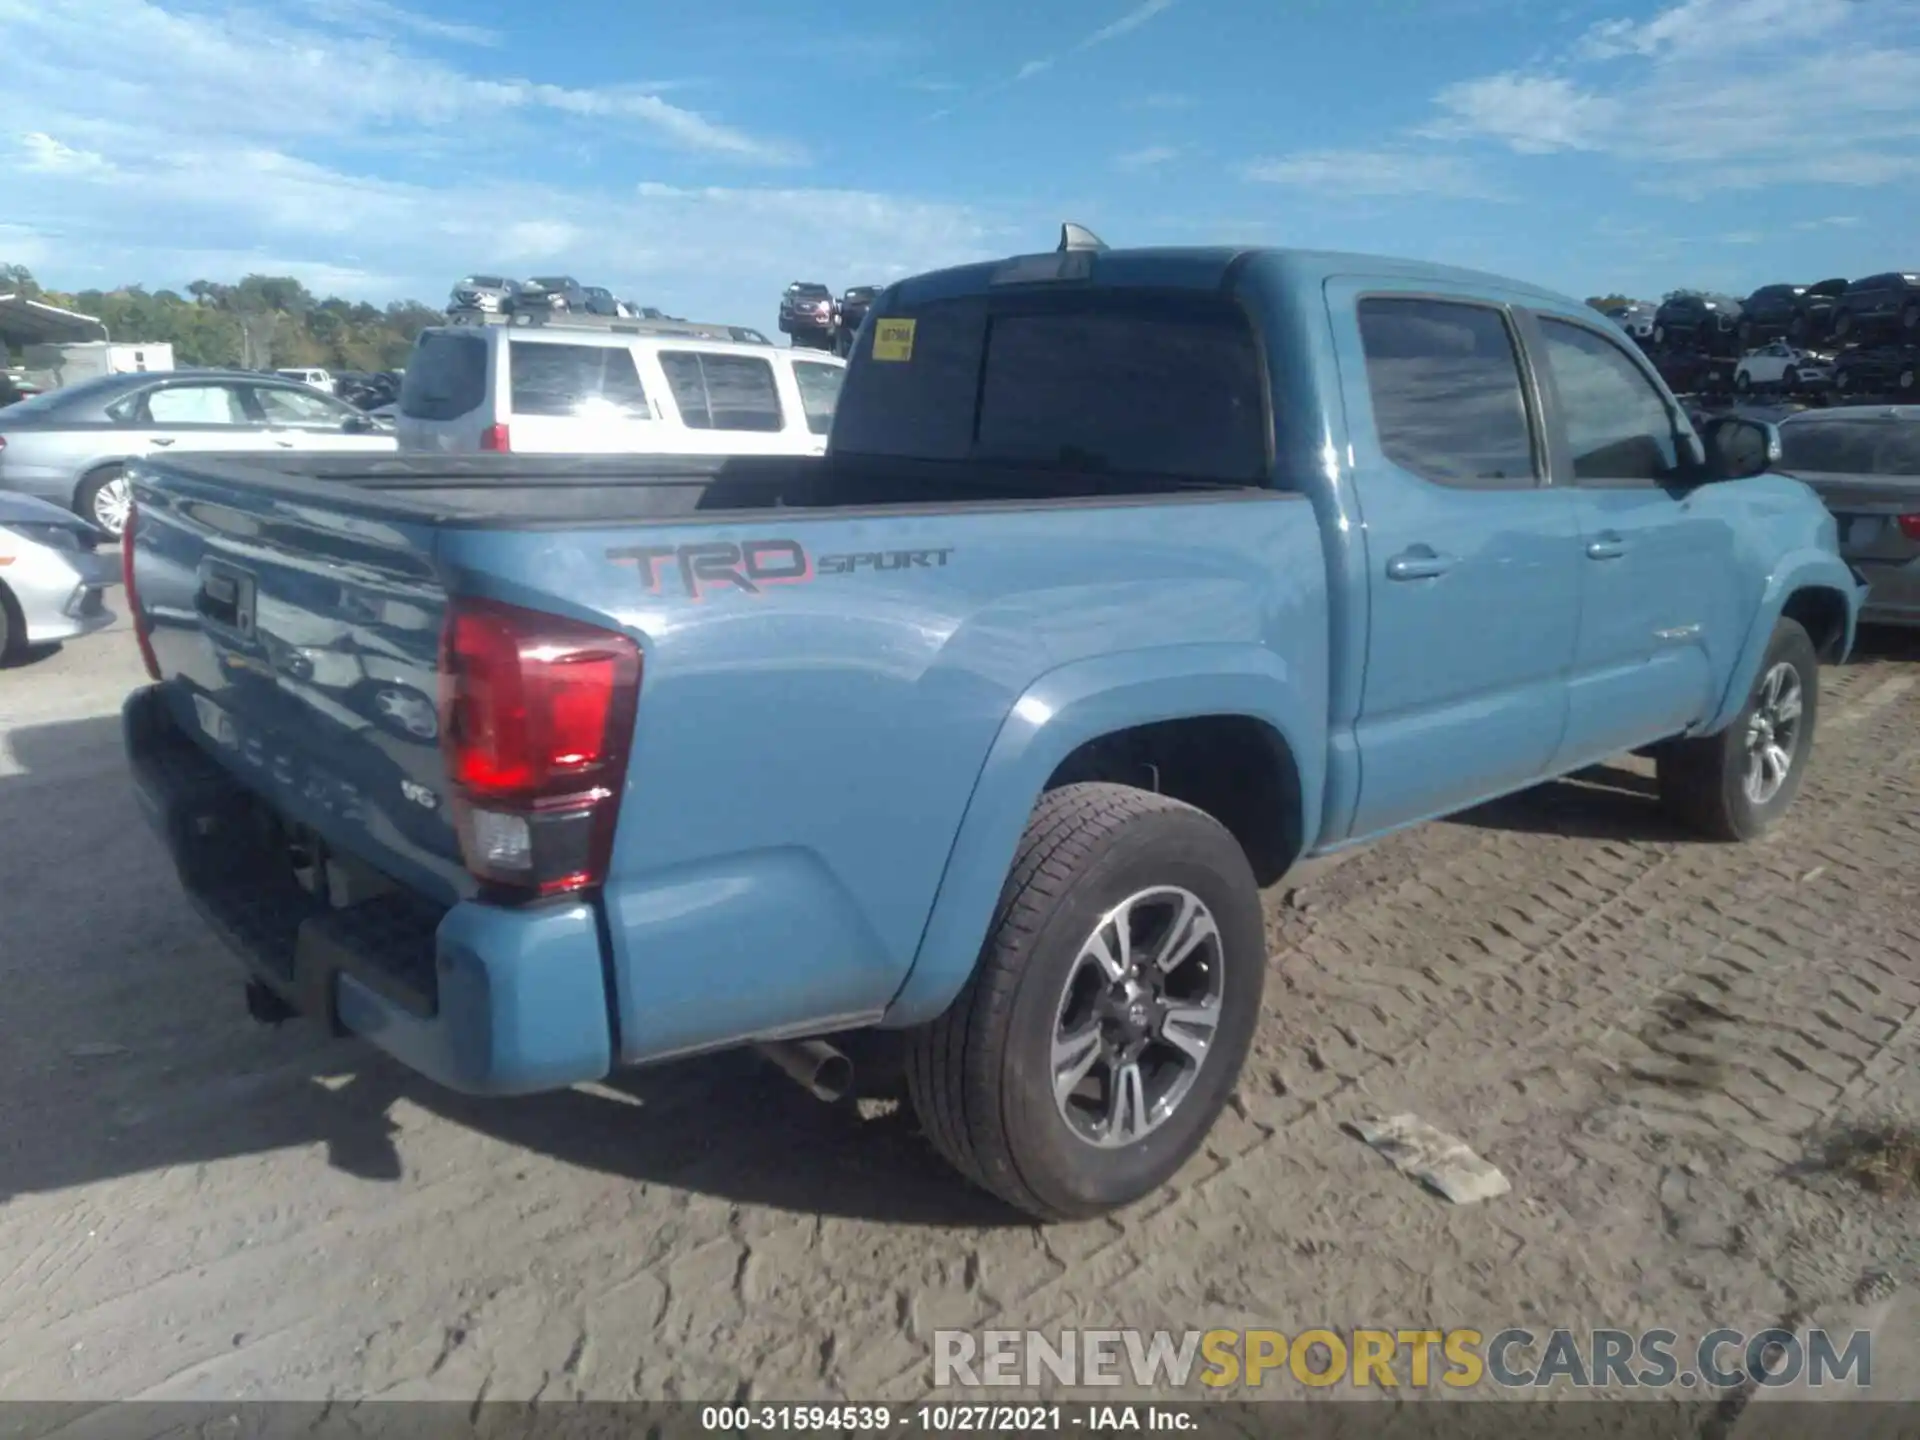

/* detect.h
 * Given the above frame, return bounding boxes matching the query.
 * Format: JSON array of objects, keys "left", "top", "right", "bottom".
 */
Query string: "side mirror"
[{"left": 1700, "top": 415, "right": 1780, "bottom": 481}]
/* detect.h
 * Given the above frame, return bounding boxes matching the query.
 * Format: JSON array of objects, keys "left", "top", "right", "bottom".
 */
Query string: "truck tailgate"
[{"left": 129, "top": 463, "right": 468, "bottom": 906}]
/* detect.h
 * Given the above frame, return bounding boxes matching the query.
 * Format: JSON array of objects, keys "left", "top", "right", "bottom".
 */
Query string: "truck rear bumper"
[{"left": 124, "top": 683, "right": 613, "bottom": 1096}]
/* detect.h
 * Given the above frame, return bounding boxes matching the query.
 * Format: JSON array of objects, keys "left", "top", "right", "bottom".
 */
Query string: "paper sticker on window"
[{"left": 872, "top": 318, "right": 916, "bottom": 362}]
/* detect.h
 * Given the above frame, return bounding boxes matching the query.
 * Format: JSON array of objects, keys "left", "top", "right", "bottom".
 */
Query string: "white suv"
[{"left": 394, "top": 324, "right": 845, "bottom": 456}]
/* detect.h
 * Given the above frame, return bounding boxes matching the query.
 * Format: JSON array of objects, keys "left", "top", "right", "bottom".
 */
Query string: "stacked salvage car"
[{"left": 1633, "top": 274, "right": 1919, "bottom": 405}]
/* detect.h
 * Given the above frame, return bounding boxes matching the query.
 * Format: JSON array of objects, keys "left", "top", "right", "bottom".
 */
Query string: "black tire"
[
  {"left": 1788, "top": 314, "right": 1808, "bottom": 343},
  {"left": 75, "top": 465, "right": 128, "bottom": 538},
  {"left": 1657, "top": 619, "right": 1818, "bottom": 843},
  {"left": 1653, "top": 325, "right": 1667, "bottom": 346},
  {"left": 905, "top": 782, "right": 1266, "bottom": 1221},
  {"left": 0, "top": 582, "right": 23, "bottom": 665}
]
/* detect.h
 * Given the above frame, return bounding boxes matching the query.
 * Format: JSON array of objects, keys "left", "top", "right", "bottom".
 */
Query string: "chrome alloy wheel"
[
  {"left": 1743, "top": 661, "right": 1804, "bottom": 806},
  {"left": 92, "top": 474, "right": 132, "bottom": 537},
  {"left": 1049, "top": 886, "right": 1225, "bottom": 1149}
]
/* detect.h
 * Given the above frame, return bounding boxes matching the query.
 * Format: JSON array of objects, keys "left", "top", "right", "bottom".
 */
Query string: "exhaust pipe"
[{"left": 755, "top": 1037, "right": 854, "bottom": 1104}]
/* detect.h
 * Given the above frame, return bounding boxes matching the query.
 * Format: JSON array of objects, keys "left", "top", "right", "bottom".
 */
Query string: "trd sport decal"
[{"left": 609, "top": 540, "right": 954, "bottom": 601}]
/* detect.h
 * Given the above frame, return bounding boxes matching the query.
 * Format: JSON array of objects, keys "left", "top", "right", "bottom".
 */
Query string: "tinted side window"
[
  {"left": 400, "top": 332, "right": 488, "bottom": 420},
  {"left": 659, "top": 352, "right": 783, "bottom": 432},
  {"left": 508, "top": 343, "right": 648, "bottom": 418},
  {"left": 791, "top": 361, "right": 844, "bottom": 436},
  {"left": 1356, "top": 298, "right": 1536, "bottom": 489},
  {"left": 1537, "top": 319, "right": 1682, "bottom": 485}
]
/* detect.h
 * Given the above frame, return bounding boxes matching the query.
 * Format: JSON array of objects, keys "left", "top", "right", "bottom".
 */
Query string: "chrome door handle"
[
  {"left": 149, "top": 437, "right": 175, "bottom": 447},
  {"left": 1386, "top": 549, "right": 1455, "bottom": 581},
  {"left": 1586, "top": 536, "right": 1626, "bottom": 560}
]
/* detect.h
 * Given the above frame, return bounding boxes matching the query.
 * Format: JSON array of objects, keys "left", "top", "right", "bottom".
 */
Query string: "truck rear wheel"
[
  {"left": 1657, "top": 618, "right": 1818, "bottom": 842},
  {"left": 905, "top": 783, "right": 1266, "bottom": 1221}
]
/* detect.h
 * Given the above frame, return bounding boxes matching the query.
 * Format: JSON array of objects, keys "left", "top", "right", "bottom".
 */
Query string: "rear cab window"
[
  {"left": 508, "top": 341, "right": 650, "bottom": 418},
  {"left": 829, "top": 289, "right": 1269, "bottom": 485},
  {"left": 659, "top": 351, "right": 784, "bottom": 432},
  {"left": 400, "top": 331, "right": 489, "bottom": 420}
]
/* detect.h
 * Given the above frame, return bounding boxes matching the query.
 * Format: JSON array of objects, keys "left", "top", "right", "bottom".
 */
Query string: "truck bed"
[
  {"left": 122, "top": 448, "right": 1327, "bottom": 1080},
  {"left": 150, "top": 452, "right": 1265, "bottom": 529}
]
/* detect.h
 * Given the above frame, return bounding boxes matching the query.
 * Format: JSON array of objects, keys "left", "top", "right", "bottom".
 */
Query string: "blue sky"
[{"left": 3, "top": 0, "right": 1916, "bottom": 336}]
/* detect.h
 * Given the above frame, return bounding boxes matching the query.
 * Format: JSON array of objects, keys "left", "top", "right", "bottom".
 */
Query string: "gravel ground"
[{"left": 2, "top": 618, "right": 1917, "bottom": 1405}]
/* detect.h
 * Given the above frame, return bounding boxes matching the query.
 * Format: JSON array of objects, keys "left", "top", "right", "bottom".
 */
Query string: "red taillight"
[
  {"left": 1898, "top": 514, "right": 1920, "bottom": 542},
  {"left": 480, "top": 423, "right": 511, "bottom": 452},
  {"left": 121, "top": 503, "right": 162, "bottom": 681},
  {"left": 438, "top": 597, "right": 641, "bottom": 900}
]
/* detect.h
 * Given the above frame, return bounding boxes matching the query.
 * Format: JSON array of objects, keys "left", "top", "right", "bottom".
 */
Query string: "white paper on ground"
[{"left": 1350, "top": 1113, "right": 1512, "bottom": 1204}]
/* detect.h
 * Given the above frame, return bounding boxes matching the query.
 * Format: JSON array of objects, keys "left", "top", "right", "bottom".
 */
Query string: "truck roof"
[{"left": 887, "top": 245, "right": 1582, "bottom": 313}]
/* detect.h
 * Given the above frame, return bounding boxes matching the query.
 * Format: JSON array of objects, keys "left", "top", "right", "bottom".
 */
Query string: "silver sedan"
[
  {"left": 1777, "top": 404, "right": 1920, "bottom": 626},
  {"left": 0, "top": 369, "right": 394, "bottom": 537},
  {"left": 0, "top": 490, "right": 118, "bottom": 662}
]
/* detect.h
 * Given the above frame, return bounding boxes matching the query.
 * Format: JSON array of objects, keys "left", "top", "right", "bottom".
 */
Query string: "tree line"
[{"left": 2, "top": 264, "right": 444, "bottom": 372}]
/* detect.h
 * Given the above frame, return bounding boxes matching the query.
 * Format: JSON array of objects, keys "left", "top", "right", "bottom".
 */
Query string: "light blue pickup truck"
[{"left": 122, "top": 229, "right": 1864, "bottom": 1220}]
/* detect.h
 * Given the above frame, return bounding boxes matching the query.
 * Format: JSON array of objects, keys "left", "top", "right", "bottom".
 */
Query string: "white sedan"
[
  {"left": 1735, "top": 342, "right": 1834, "bottom": 395},
  {"left": 0, "top": 490, "right": 118, "bottom": 662}
]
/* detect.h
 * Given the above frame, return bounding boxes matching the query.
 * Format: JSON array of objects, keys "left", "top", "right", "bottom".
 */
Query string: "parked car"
[
  {"left": 2, "top": 373, "right": 43, "bottom": 406},
  {"left": 515, "top": 276, "right": 588, "bottom": 314},
  {"left": 1655, "top": 349, "right": 1733, "bottom": 397},
  {"left": 1776, "top": 405, "right": 1920, "bottom": 627},
  {"left": 275, "top": 368, "right": 333, "bottom": 389},
  {"left": 1833, "top": 347, "right": 1920, "bottom": 400},
  {"left": 448, "top": 275, "right": 518, "bottom": 315},
  {"left": 1734, "top": 342, "right": 1834, "bottom": 396},
  {"left": 1831, "top": 273, "right": 1920, "bottom": 344},
  {"left": 779, "top": 282, "right": 836, "bottom": 350},
  {"left": 395, "top": 322, "right": 846, "bottom": 457},
  {"left": 1740, "top": 279, "right": 1849, "bottom": 348},
  {"left": 1652, "top": 293, "right": 1743, "bottom": 356},
  {"left": 1600, "top": 300, "right": 1655, "bottom": 340},
  {"left": 581, "top": 286, "right": 623, "bottom": 318},
  {"left": 0, "top": 489, "right": 117, "bottom": 662},
  {"left": 0, "top": 370, "right": 396, "bottom": 536},
  {"left": 335, "top": 372, "right": 401, "bottom": 411},
  {"left": 835, "top": 285, "right": 880, "bottom": 355},
  {"left": 121, "top": 230, "right": 1860, "bottom": 1222}
]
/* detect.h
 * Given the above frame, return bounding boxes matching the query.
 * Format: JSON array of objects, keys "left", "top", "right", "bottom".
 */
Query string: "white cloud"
[
  {"left": 18, "top": 132, "right": 115, "bottom": 175},
  {"left": 1241, "top": 148, "right": 1508, "bottom": 200},
  {"left": 1014, "top": 59, "right": 1054, "bottom": 82},
  {"left": 1081, "top": 0, "right": 1179, "bottom": 48},
  {"left": 1795, "top": 215, "right": 1864, "bottom": 230},
  {"left": 0, "top": 0, "right": 799, "bottom": 163},
  {"left": 1423, "top": 0, "right": 1920, "bottom": 191},
  {"left": 1136, "top": 91, "right": 1194, "bottom": 109},
  {"left": 302, "top": 0, "right": 502, "bottom": 47},
  {"left": 1425, "top": 75, "right": 1619, "bottom": 153},
  {"left": 0, "top": 3, "right": 1021, "bottom": 329},
  {"left": 498, "top": 221, "right": 583, "bottom": 261},
  {"left": 1114, "top": 144, "right": 1180, "bottom": 171}
]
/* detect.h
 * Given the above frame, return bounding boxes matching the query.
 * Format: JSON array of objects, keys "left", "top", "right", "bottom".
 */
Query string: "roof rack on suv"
[{"left": 443, "top": 309, "right": 771, "bottom": 344}]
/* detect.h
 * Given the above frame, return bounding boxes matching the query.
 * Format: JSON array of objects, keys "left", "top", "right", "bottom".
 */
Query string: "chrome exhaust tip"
[{"left": 754, "top": 1038, "right": 854, "bottom": 1104}]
